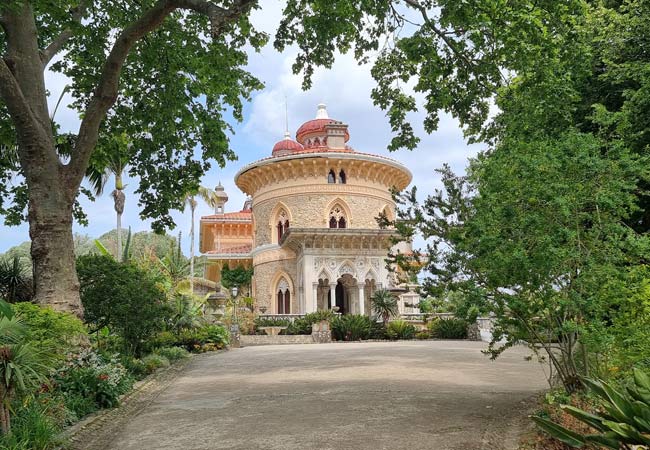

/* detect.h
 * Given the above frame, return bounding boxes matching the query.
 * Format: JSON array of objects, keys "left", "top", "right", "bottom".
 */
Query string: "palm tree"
[
  {"left": 371, "top": 289, "right": 399, "bottom": 326},
  {"left": 0, "top": 301, "right": 52, "bottom": 435},
  {"left": 182, "top": 186, "right": 218, "bottom": 293},
  {"left": 86, "top": 144, "right": 130, "bottom": 261}
]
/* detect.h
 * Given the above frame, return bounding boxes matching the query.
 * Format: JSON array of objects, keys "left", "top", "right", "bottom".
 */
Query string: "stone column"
[
  {"left": 358, "top": 283, "right": 365, "bottom": 316},
  {"left": 329, "top": 282, "right": 337, "bottom": 310},
  {"left": 312, "top": 283, "right": 318, "bottom": 312}
]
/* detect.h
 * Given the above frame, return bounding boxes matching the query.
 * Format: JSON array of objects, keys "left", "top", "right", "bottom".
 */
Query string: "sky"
[{"left": 0, "top": 0, "right": 484, "bottom": 255}]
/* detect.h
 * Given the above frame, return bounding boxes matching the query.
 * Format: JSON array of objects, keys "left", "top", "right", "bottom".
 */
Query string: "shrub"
[
  {"left": 533, "top": 369, "right": 650, "bottom": 448},
  {"left": 77, "top": 254, "right": 172, "bottom": 356},
  {"left": 119, "top": 355, "right": 148, "bottom": 379},
  {"left": 0, "top": 255, "right": 33, "bottom": 303},
  {"left": 331, "top": 315, "right": 373, "bottom": 341},
  {"left": 175, "top": 324, "right": 229, "bottom": 351},
  {"left": 155, "top": 346, "right": 190, "bottom": 362},
  {"left": 53, "top": 349, "right": 134, "bottom": 415},
  {"left": 386, "top": 320, "right": 417, "bottom": 340},
  {"left": 369, "top": 320, "right": 388, "bottom": 340},
  {"left": 415, "top": 330, "right": 431, "bottom": 340},
  {"left": 429, "top": 318, "right": 468, "bottom": 339},
  {"left": 13, "top": 302, "right": 87, "bottom": 357},
  {"left": 255, "top": 317, "right": 291, "bottom": 328},
  {"left": 0, "top": 397, "right": 64, "bottom": 450},
  {"left": 141, "top": 354, "right": 170, "bottom": 373}
]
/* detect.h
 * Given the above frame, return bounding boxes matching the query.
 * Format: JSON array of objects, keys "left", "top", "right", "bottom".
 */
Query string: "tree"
[
  {"left": 0, "top": 0, "right": 265, "bottom": 314},
  {"left": 77, "top": 254, "right": 171, "bottom": 356},
  {"left": 86, "top": 137, "right": 131, "bottom": 261},
  {"left": 371, "top": 289, "right": 398, "bottom": 325},
  {"left": 182, "top": 186, "right": 218, "bottom": 293}
]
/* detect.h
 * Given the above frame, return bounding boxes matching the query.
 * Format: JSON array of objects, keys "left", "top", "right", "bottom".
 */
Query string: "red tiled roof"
[
  {"left": 201, "top": 211, "right": 252, "bottom": 221},
  {"left": 206, "top": 243, "right": 252, "bottom": 255},
  {"left": 272, "top": 138, "right": 303, "bottom": 156}
]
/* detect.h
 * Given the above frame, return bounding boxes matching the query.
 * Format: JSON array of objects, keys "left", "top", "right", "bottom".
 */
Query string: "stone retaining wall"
[{"left": 241, "top": 335, "right": 317, "bottom": 346}]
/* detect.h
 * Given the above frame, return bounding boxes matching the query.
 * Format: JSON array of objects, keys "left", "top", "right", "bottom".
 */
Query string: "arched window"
[
  {"left": 276, "top": 278, "right": 290, "bottom": 314},
  {"left": 329, "top": 204, "right": 347, "bottom": 229},
  {"left": 328, "top": 170, "right": 336, "bottom": 184},
  {"left": 339, "top": 169, "right": 346, "bottom": 184},
  {"left": 274, "top": 208, "right": 290, "bottom": 243},
  {"left": 277, "top": 221, "right": 283, "bottom": 242}
]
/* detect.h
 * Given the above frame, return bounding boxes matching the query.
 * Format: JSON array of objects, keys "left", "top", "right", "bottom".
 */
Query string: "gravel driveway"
[{"left": 101, "top": 341, "right": 547, "bottom": 450}]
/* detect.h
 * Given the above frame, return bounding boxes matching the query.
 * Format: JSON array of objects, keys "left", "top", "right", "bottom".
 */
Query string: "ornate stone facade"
[{"left": 200, "top": 104, "right": 413, "bottom": 315}]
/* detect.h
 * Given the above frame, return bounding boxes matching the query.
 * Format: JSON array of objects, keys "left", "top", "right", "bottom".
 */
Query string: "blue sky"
[{"left": 0, "top": 0, "right": 483, "bottom": 254}]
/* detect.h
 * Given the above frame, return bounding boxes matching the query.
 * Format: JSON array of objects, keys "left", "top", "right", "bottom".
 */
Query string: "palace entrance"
[{"left": 316, "top": 274, "right": 376, "bottom": 315}]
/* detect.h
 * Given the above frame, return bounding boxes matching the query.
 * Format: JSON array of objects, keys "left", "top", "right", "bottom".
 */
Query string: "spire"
[
  {"left": 316, "top": 103, "right": 329, "bottom": 119},
  {"left": 284, "top": 95, "right": 289, "bottom": 135},
  {"left": 214, "top": 181, "right": 228, "bottom": 214}
]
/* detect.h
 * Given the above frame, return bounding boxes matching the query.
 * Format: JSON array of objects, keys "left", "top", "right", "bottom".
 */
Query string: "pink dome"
[{"left": 272, "top": 134, "right": 304, "bottom": 156}]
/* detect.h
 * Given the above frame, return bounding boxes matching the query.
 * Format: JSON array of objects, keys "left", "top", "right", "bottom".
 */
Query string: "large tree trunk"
[
  {"left": 29, "top": 184, "right": 82, "bottom": 316},
  {"left": 189, "top": 201, "right": 195, "bottom": 294}
]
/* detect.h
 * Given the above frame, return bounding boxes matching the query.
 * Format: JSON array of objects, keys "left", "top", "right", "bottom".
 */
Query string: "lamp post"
[
  {"left": 231, "top": 286, "right": 239, "bottom": 323},
  {"left": 230, "top": 286, "right": 240, "bottom": 348}
]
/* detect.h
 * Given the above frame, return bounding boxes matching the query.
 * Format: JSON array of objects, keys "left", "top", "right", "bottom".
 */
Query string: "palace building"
[{"left": 199, "top": 104, "right": 417, "bottom": 315}]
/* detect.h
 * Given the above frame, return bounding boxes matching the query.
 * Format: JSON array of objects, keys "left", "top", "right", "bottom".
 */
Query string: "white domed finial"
[
  {"left": 283, "top": 130, "right": 291, "bottom": 140},
  {"left": 316, "top": 103, "right": 329, "bottom": 119}
]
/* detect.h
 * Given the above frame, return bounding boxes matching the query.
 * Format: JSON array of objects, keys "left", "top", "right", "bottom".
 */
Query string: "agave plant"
[{"left": 532, "top": 369, "right": 650, "bottom": 449}]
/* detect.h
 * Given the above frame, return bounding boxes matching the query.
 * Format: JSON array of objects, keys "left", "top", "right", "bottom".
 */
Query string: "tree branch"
[
  {"left": 40, "top": 0, "right": 90, "bottom": 67},
  {"left": 66, "top": 0, "right": 256, "bottom": 188},
  {"left": 0, "top": 58, "right": 52, "bottom": 163}
]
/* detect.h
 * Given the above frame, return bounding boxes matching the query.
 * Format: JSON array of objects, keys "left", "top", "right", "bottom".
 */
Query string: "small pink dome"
[{"left": 272, "top": 135, "right": 304, "bottom": 156}]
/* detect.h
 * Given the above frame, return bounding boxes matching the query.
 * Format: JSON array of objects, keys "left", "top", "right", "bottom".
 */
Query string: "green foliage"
[
  {"left": 221, "top": 265, "right": 253, "bottom": 293},
  {"left": 168, "top": 292, "right": 205, "bottom": 333},
  {"left": 0, "top": 255, "right": 32, "bottom": 303},
  {"left": 0, "top": 396, "right": 64, "bottom": 450},
  {"left": 281, "top": 310, "right": 335, "bottom": 335},
  {"left": 174, "top": 325, "right": 229, "bottom": 352},
  {"left": 386, "top": 320, "right": 417, "bottom": 340},
  {"left": 141, "top": 354, "right": 171, "bottom": 374},
  {"left": 255, "top": 318, "right": 291, "bottom": 328},
  {"left": 77, "top": 254, "right": 171, "bottom": 356},
  {"left": 0, "top": 301, "right": 55, "bottom": 435},
  {"left": 277, "top": 0, "right": 584, "bottom": 149},
  {"left": 12, "top": 302, "right": 86, "bottom": 357},
  {"left": 415, "top": 330, "right": 430, "bottom": 340},
  {"left": 371, "top": 289, "right": 399, "bottom": 325},
  {"left": 53, "top": 349, "right": 133, "bottom": 414},
  {"left": 533, "top": 369, "right": 650, "bottom": 448},
  {"left": 155, "top": 346, "right": 190, "bottom": 362},
  {"left": 428, "top": 319, "right": 468, "bottom": 340},
  {"left": 157, "top": 233, "right": 191, "bottom": 286},
  {"left": 331, "top": 315, "right": 373, "bottom": 341},
  {"left": 608, "top": 267, "right": 650, "bottom": 373},
  {"left": 118, "top": 355, "right": 148, "bottom": 380}
]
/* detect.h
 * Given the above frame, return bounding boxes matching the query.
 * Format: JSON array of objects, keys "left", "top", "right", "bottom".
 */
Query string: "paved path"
[{"left": 105, "top": 341, "right": 547, "bottom": 450}]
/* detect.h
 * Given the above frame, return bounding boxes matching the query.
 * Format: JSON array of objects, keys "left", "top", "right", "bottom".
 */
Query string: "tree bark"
[
  {"left": 190, "top": 201, "right": 195, "bottom": 294},
  {"left": 29, "top": 182, "right": 82, "bottom": 316}
]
